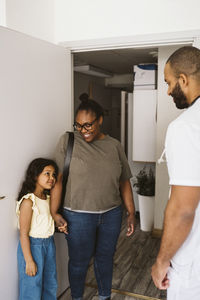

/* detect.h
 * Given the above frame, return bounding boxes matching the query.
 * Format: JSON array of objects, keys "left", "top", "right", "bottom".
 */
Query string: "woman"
[{"left": 51, "top": 94, "right": 135, "bottom": 300}]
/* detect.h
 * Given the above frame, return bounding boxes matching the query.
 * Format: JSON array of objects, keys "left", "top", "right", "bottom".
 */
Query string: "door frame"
[
  {"left": 62, "top": 29, "right": 200, "bottom": 52},
  {"left": 61, "top": 30, "right": 200, "bottom": 297},
  {"left": 64, "top": 30, "right": 200, "bottom": 226},
  {"left": 64, "top": 29, "right": 200, "bottom": 134}
]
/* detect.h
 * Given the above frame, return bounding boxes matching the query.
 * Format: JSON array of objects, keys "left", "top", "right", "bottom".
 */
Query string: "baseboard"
[{"left": 151, "top": 228, "right": 163, "bottom": 238}]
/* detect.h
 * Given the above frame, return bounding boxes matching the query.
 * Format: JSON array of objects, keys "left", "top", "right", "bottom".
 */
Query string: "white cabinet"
[
  {"left": 132, "top": 90, "right": 157, "bottom": 162},
  {"left": 134, "top": 65, "right": 157, "bottom": 90}
]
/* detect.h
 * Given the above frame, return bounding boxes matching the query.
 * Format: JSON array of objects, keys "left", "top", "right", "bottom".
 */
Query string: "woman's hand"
[
  {"left": 120, "top": 180, "right": 135, "bottom": 237},
  {"left": 54, "top": 213, "right": 68, "bottom": 234},
  {"left": 26, "top": 260, "right": 37, "bottom": 276},
  {"left": 126, "top": 213, "right": 135, "bottom": 236}
]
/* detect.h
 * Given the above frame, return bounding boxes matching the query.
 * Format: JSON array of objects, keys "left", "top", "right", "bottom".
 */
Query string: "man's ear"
[{"left": 178, "top": 73, "right": 189, "bottom": 88}]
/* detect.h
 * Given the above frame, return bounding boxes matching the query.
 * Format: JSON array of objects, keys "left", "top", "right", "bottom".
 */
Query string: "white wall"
[
  {"left": 5, "top": 0, "right": 55, "bottom": 42},
  {"left": 4, "top": 0, "right": 200, "bottom": 44},
  {"left": 154, "top": 45, "right": 185, "bottom": 229},
  {"left": 0, "top": 0, "right": 6, "bottom": 25},
  {"left": 55, "top": 0, "right": 200, "bottom": 43}
]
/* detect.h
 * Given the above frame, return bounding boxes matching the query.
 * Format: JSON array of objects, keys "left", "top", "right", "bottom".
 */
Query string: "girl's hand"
[
  {"left": 126, "top": 213, "right": 135, "bottom": 236},
  {"left": 54, "top": 213, "right": 68, "bottom": 234},
  {"left": 58, "top": 223, "right": 68, "bottom": 234},
  {"left": 26, "top": 260, "right": 37, "bottom": 276}
]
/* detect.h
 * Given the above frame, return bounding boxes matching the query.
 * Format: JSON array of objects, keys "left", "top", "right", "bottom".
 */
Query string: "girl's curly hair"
[{"left": 17, "top": 158, "right": 58, "bottom": 201}]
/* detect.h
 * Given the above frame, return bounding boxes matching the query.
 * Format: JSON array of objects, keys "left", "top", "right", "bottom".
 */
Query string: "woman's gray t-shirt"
[{"left": 55, "top": 132, "right": 132, "bottom": 212}]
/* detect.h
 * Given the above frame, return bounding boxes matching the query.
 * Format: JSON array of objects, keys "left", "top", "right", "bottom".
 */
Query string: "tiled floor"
[{"left": 58, "top": 211, "right": 166, "bottom": 300}]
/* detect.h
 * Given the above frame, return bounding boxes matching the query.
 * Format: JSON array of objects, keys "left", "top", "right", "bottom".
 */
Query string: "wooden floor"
[{"left": 59, "top": 211, "right": 167, "bottom": 300}]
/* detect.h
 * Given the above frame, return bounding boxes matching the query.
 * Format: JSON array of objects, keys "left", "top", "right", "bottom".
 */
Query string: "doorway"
[
  {"left": 72, "top": 48, "right": 160, "bottom": 299},
  {"left": 73, "top": 47, "right": 158, "bottom": 213}
]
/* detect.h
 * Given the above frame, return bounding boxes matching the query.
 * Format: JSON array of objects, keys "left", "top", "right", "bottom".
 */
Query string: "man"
[{"left": 151, "top": 46, "right": 200, "bottom": 300}]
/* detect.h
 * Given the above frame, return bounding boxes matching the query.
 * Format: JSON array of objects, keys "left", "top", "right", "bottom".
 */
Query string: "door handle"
[{"left": 0, "top": 196, "right": 6, "bottom": 200}]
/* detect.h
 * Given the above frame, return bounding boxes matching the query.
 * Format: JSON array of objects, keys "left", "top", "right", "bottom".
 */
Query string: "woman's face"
[{"left": 75, "top": 110, "right": 103, "bottom": 143}]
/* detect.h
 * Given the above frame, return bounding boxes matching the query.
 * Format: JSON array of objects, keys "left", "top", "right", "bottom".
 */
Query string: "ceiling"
[{"left": 74, "top": 47, "right": 158, "bottom": 75}]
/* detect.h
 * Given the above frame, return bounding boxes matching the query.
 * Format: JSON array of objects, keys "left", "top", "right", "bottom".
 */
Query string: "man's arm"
[{"left": 152, "top": 185, "right": 200, "bottom": 289}]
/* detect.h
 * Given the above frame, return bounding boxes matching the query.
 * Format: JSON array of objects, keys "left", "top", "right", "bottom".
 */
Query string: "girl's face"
[
  {"left": 75, "top": 110, "right": 103, "bottom": 143},
  {"left": 36, "top": 165, "right": 56, "bottom": 191}
]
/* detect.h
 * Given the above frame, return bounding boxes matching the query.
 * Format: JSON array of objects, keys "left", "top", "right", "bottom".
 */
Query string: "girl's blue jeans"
[
  {"left": 62, "top": 205, "right": 122, "bottom": 300},
  {"left": 17, "top": 236, "right": 57, "bottom": 300}
]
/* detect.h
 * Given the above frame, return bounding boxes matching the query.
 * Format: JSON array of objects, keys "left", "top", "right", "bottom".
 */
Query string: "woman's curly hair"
[{"left": 17, "top": 158, "right": 58, "bottom": 201}]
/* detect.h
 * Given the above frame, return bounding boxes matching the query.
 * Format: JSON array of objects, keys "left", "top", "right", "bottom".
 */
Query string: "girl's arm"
[
  {"left": 19, "top": 198, "right": 37, "bottom": 276},
  {"left": 120, "top": 179, "right": 135, "bottom": 236}
]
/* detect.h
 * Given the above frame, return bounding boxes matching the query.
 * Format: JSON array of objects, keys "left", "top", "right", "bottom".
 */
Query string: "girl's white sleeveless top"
[{"left": 16, "top": 193, "right": 55, "bottom": 238}]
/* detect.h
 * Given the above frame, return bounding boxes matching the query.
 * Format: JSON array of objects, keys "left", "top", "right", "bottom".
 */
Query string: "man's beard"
[{"left": 171, "top": 82, "right": 189, "bottom": 109}]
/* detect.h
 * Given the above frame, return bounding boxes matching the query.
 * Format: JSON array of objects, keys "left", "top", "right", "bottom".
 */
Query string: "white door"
[
  {"left": 120, "top": 91, "right": 126, "bottom": 149},
  {"left": 0, "top": 26, "right": 72, "bottom": 299},
  {"left": 132, "top": 89, "right": 157, "bottom": 162}
]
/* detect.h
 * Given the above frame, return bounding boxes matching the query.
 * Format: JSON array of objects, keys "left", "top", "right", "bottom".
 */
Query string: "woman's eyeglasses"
[{"left": 73, "top": 118, "right": 97, "bottom": 131}]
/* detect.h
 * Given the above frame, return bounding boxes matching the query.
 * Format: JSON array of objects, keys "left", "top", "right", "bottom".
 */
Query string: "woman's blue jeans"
[
  {"left": 62, "top": 205, "right": 122, "bottom": 299},
  {"left": 17, "top": 236, "right": 57, "bottom": 300}
]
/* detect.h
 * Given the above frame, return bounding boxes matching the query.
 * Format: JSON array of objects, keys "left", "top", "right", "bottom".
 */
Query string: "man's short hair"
[{"left": 166, "top": 46, "right": 200, "bottom": 81}]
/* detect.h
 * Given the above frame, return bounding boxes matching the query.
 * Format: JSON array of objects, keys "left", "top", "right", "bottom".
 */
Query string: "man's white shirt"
[{"left": 165, "top": 98, "right": 200, "bottom": 265}]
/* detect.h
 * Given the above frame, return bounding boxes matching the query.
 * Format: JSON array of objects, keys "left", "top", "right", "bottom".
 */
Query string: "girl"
[{"left": 16, "top": 158, "right": 59, "bottom": 300}]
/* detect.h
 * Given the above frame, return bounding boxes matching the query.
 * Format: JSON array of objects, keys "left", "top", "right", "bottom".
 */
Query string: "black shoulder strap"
[{"left": 60, "top": 131, "right": 74, "bottom": 210}]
